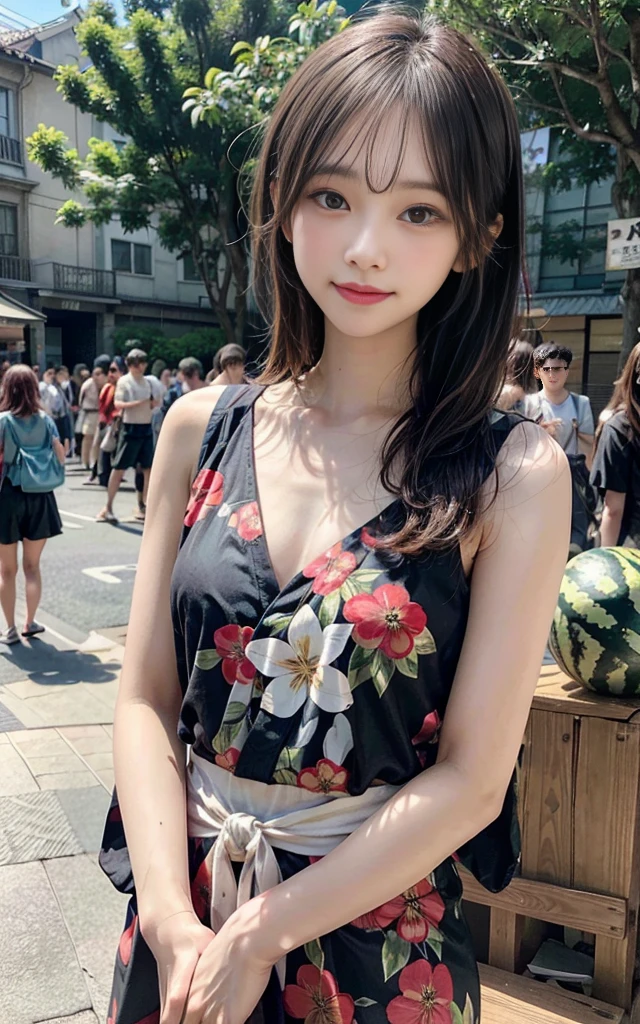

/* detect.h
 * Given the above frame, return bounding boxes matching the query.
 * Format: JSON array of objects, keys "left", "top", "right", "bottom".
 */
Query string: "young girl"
[{"left": 100, "top": 10, "right": 570, "bottom": 1024}]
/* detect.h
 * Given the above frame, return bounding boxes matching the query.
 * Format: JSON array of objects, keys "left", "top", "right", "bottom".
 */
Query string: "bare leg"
[
  {"left": 141, "top": 468, "right": 151, "bottom": 506},
  {"left": 22, "top": 537, "right": 47, "bottom": 627},
  {"left": 101, "top": 468, "right": 125, "bottom": 516},
  {"left": 0, "top": 542, "right": 18, "bottom": 629},
  {"left": 81, "top": 433, "right": 92, "bottom": 469}
]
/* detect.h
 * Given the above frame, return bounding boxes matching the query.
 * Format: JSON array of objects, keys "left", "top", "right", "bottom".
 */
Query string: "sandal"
[
  {"left": 0, "top": 625, "right": 19, "bottom": 645},
  {"left": 96, "top": 509, "right": 118, "bottom": 524},
  {"left": 22, "top": 622, "right": 45, "bottom": 638}
]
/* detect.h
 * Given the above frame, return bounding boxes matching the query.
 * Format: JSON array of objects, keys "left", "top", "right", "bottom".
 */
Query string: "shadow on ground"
[{"left": 0, "top": 638, "right": 120, "bottom": 687}]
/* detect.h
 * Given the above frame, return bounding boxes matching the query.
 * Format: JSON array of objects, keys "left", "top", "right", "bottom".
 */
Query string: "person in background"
[
  {"left": 155, "top": 357, "right": 205, "bottom": 440},
  {"left": 96, "top": 347, "right": 162, "bottom": 524},
  {"left": 159, "top": 367, "right": 172, "bottom": 390},
  {"left": 209, "top": 343, "right": 248, "bottom": 385},
  {"left": 590, "top": 341, "right": 640, "bottom": 548},
  {"left": 38, "top": 366, "right": 59, "bottom": 417},
  {"left": 78, "top": 363, "right": 107, "bottom": 474},
  {"left": 0, "top": 365, "right": 66, "bottom": 644},
  {"left": 71, "top": 363, "right": 90, "bottom": 460},
  {"left": 96, "top": 357, "right": 124, "bottom": 488},
  {"left": 496, "top": 336, "right": 536, "bottom": 413},
  {"left": 52, "top": 367, "right": 74, "bottom": 452},
  {"left": 150, "top": 359, "right": 167, "bottom": 385},
  {"left": 31, "top": 363, "right": 40, "bottom": 380},
  {"left": 525, "top": 343, "right": 595, "bottom": 556}
]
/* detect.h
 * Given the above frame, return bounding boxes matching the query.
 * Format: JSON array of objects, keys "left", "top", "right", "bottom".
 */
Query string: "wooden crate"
[{"left": 462, "top": 664, "right": 640, "bottom": 1014}]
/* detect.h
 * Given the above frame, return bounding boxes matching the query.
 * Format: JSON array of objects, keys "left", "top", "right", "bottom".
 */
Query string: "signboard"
[{"left": 606, "top": 217, "right": 640, "bottom": 271}]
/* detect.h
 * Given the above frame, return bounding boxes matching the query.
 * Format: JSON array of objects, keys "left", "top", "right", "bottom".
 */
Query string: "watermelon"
[{"left": 548, "top": 547, "right": 640, "bottom": 696}]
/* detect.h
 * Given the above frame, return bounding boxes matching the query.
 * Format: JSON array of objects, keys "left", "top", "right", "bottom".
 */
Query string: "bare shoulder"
[{"left": 161, "top": 384, "right": 230, "bottom": 484}]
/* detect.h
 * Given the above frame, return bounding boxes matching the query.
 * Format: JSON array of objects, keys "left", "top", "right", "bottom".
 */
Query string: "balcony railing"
[
  {"left": 52, "top": 263, "right": 116, "bottom": 297},
  {"left": 0, "top": 255, "right": 31, "bottom": 281},
  {"left": 0, "top": 135, "right": 22, "bottom": 165}
]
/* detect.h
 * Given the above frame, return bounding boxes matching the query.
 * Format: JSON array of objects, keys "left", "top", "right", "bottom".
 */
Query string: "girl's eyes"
[{"left": 308, "top": 189, "right": 441, "bottom": 227}]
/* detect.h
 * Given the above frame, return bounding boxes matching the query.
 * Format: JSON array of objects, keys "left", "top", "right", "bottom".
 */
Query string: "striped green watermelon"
[{"left": 548, "top": 547, "right": 640, "bottom": 696}]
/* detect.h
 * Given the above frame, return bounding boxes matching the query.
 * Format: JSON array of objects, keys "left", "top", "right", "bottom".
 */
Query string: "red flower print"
[
  {"left": 184, "top": 469, "right": 224, "bottom": 527},
  {"left": 297, "top": 759, "right": 349, "bottom": 795},
  {"left": 386, "top": 961, "right": 454, "bottom": 1024},
  {"left": 360, "top": 526, "right": 380, "bottom": 548},
  {"left": 412, "top": 711, "right": 441, "bottom": 746},
  {"left": 351, "top": 878, "right": 445, "bottom": 943},
  {"left": 214, "top": 624, "right": 256, "bottom": 685},
  {"left": 108, "top": 998, "right": 117, "bottom": 1024},
  {"left": 229, "top": 501, "right": 263, "bottom": 541},
  {"left": 302, "top": 543, "right": 357, "bottom": 595},
  {"left": 191, "top": 855, "right": 211, "bottom": 922},
  {"left": 343, "top": 584, "right": 427, "bottom": 659},
  {"left": 284, "top": 964, "right": 355, "bottom": 1024},
  {"left": 215, "top": 747, "right": 240, "bottom": 773},
  {"left": 118, "top": 914, "right": 137, "bottom": 967}
]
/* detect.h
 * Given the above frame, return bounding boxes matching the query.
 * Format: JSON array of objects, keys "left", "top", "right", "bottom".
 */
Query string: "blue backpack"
[{"left": 1, "top": 412, "right": 65, "bottom": 493}]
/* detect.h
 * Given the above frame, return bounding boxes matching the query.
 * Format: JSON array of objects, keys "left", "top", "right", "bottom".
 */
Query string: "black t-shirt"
[{"left": 590, "top": 410, "right": 640, "bottom": 545}]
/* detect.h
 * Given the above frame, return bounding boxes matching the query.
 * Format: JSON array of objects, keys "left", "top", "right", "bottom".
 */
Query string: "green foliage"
[{"left": 112, "top": 323, "right": 225, "bottom": 369}]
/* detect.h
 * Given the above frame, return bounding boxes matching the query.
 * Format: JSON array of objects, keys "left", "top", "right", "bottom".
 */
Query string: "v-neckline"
[{"left": 248, "top": 388, "right": 401, "bottom": 595}]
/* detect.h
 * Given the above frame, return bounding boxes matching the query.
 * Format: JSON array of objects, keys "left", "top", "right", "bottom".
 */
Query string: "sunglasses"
[{"left": 540, "top": 366, "right": 568, "bottom": 374}]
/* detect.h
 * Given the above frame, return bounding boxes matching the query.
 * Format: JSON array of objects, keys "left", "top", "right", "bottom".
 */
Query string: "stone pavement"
[{"left": 0, "top": 626, "right": 130, "bottom": 1024}]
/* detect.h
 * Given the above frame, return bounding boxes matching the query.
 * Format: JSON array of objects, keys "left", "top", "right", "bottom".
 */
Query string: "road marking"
[
  {"left": 60, "top": 520, "right": 83, "bottom": 530},
  {"left": 58, "top": 509, "right": 100, "bottom": 523},
  {"left": 82, "top": 563, "right": 138, "bottom": 584}
]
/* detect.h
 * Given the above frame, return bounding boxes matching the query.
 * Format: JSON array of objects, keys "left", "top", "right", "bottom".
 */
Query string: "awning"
[
  {"left": 526, "top": 292, "right": 622, "bottom": 319},
  {"left": 0, "top": 291, "right": 45, "bottom": 325}
]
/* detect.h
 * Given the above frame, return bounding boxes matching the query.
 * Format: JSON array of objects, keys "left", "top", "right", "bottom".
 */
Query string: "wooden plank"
[
  {"left": 460, "top": 870, "right": 626, "bottom": 939},
  {"left": 532, "top": 666, "right": 640, "bottom": 721},
  {"left": 574, "top": 719, "right": 640, "bottom": 1009},
  {"left": 479, "top": 964, "right": 626, "bottom": 1024},
  {"left": 488, "top": 908, "right": 522, "bottom": 972},
  {"left": 520, "top": 709, "right": 574, "bottom": 885}
]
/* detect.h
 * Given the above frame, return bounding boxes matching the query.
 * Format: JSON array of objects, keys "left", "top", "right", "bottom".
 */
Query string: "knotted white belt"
[{"left": 186, "top": 751, "right": 399, "bottom": 985}]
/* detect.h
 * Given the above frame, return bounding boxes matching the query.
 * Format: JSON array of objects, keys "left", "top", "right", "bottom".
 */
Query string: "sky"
[{"left": 0, "top": 1, "right": 124, "bottom": 30}]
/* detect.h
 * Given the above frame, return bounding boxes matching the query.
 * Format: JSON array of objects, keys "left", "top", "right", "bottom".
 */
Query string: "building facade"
[{"left": 0, "top": 11, "right": 214, "bottom": 370}]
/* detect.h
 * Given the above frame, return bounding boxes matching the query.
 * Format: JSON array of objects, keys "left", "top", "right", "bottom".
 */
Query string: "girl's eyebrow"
[{"left": 311, "top": 162, "right": 445, "bottom": 195}]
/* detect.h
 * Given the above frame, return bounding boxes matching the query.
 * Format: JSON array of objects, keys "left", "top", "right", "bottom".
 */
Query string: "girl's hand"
[
  {"left": 180, "top": 912, "right": 274, "bottom": 1024},
  {"left": 142, "top": 910, "right": 215, "bottom": 1024}
]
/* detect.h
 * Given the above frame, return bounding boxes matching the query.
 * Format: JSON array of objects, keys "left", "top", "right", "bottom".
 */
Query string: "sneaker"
[
  {"left": 22, "top": 622, "right": 45, "bottom": 638},
  {"left": 0, "top": 625, "right": 19, "bottom": 645}
]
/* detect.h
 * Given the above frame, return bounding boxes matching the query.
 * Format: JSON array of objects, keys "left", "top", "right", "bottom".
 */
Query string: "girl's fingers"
[{"left": 159, "top": 956, "right": 199, "bottom": 1024}]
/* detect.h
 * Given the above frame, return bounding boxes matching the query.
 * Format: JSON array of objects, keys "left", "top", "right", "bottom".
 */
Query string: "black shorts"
[
  {"left": 112, "top": 424, "right": 154, "bottom": 471},
  {"left": 0, "top": 479, "right": 63, "bottom": 545}
]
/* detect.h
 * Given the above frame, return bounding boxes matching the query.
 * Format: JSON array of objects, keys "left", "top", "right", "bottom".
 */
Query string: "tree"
[
  {"left": 427, "top": 0, "right": 640, "bottom": 369},
  {"left": 27, "top": 0, "right": 347, "bottom": 349}
]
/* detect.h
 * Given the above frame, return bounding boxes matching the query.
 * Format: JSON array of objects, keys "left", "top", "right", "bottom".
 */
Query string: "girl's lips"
[{"left": 333, "top": 283, "right": 393, "bottom": 305}]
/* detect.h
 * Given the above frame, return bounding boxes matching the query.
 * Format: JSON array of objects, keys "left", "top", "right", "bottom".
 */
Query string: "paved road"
[{"left": 32, "top": 461, "right": 143, "bottom": 637}]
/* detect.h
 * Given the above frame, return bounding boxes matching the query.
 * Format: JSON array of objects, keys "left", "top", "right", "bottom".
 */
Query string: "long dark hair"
[
  {"left": 249, "top": 8, "right": 527, "bottom": 554},
  {"left": 594, "top": 341, "right": 640, "bottom": 450},
  {"left": 505, "top": 338, "right": 536, "bottom": 394},
  {"left": 0, "top": 364, "right": 42, "bottom": 418}
]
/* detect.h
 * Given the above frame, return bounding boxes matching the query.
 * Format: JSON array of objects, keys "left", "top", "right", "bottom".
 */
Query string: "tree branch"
[{"left": 548, "top": 66, "right": 619, "bottom": 145}]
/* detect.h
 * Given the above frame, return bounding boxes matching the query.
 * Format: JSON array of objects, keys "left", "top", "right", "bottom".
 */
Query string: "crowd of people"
[{"left": 498, "top": 331, "right": 640, "bottom": 557}]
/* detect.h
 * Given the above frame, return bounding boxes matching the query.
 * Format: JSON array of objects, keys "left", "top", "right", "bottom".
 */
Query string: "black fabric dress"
[{"left": 100, "top": 384, "right": 523, "bottom": 1024}]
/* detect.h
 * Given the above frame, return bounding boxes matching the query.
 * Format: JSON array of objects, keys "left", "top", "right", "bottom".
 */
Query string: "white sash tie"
[{"left": 186, "top": 751, "right": 399, "bottom": 985}]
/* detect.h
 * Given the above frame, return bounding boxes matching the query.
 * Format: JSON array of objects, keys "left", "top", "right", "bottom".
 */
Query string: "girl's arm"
[
  {"left": 181, "top": 422, "right": 572, "bottom": 1023},
  {"left": 112, "top": 387, "right": 225, "bottom": 937}
]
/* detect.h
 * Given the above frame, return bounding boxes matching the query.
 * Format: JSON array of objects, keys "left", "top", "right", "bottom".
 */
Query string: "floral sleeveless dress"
[{"left": 100, "top": 384, "right": 522, "bottom": 1024}]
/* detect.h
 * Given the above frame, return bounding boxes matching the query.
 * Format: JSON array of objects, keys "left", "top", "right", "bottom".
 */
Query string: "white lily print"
[{"left": 245, "top": 604, "right": 354, "bottom": 718}]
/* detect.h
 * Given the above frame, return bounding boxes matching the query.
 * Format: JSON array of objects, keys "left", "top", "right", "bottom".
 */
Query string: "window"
[
  {"left": 111, "top": 239, "right": 152, "bottom": 275},
  {"left": 0, "top": 88, "right": 14, "bottom": 138},
  {"left": 113, "top": 139, "right": 126, "bottom": 153},
  {"left": 182, "top": 251, "right": 201, "bottom": 282},
  {"left": 0, "top": 204, "right": 18, "bottom": 256}
]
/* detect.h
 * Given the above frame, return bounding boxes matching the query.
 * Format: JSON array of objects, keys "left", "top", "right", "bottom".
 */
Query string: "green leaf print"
[
  {"left": 263, "top": 612, "right": 293, "bottom": 636},
  {"left": 381, "top": 929, "right": 411, "bottom": 981},
  {"left": 318, "top": 588, "right": 341, "bottom": 628},
  {"left": 371, "top": 650, "right": 395, "bottom": 698},
  {"left": 348, "top": 644, "right": 375, "bottom": 689},
  {"left": 354, "top": 997, "right": 377, "bottom": 1007},
  {"left": 211, "top": 701, "right": 248, "bottom": 755},
  {"left": 340, "top": 568, "right": 382, "bottom": 600},
  {"left": 304, "top": 937, "right": 325, "bottom": 970},
  {"left": 273, "top": 767, "right": 298, "bottom": 786},
  {"left": 414, "top": 627, "right": 437, "bottom": 655},
  {"left": 450, "top": 1003, "right": 464, "bottom": 1024},
  {"left": 194, "top": 649, "right": 221, "bottom": 671},
  {"left": 463, "top": 993, "right": 476, "bottom": 1024},
  {"left": 426, "top": 924, "right": 444, "bottom": 960},
  {"left": 395, "top": 649, "right": 419, "bottom": 679},
  {"left": 274, "top": 746, "right": 305, "bottom": 773}
]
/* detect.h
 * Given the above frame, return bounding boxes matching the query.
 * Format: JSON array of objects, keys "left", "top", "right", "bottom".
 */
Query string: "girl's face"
[{"left": 284, "top": 114, "right": 489, "bottom": 341}]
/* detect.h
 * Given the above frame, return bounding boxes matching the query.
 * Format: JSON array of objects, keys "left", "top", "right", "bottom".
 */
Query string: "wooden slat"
[
  {"left": 574, "top": 718, "right": 640, "bottom": 1009},
  {"left": 520, "top": 709, "right": 574, "bottom": 885},
  {"left": 487, "top": 908, "right": 523, "bottom": 973},
  {"left": 532, "top": 666, "right": 640, "bottom": 721},
  {"left": 460, "top": 870, "right": 626, "bottom": 939},
  {"left": 479, "top": 964, "right": 626, "bottom": 1024}
]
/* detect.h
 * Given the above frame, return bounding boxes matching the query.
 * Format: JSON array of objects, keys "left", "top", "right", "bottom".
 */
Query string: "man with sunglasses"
[{"left": 525, "top": 343, "right": 595, "bottom": 556}]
